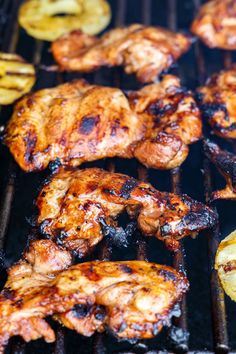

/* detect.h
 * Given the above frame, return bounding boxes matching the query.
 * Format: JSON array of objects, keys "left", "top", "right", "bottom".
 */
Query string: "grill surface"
[{"left": 0, "top": 0, "right": 236, "bottom": 353}]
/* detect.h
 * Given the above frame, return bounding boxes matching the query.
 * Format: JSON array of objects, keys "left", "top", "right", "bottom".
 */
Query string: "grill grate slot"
[{"left": 0, "top": 0, "right": 235, "bottom": 353}]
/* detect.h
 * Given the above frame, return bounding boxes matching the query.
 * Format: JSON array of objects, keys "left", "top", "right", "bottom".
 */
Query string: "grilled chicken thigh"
[
  {"left": 51, "top": 24, "right": 192, "bottom": 83},
  {"left": 197, "top": 67, "right": 236, "bottom": 139},
  {"left": 191, "top": 0, "right": 236, "bottom": 49},
  {"left": 5, "top": 76, "right": 202, "bottom": 172},
  {"left": 0, "top": 238, "right": 188, "bottom": 352},
  {"left": 204, "top": 139, "right": 236, "bottom": 200},
  {"left": 36, "top": 168, "right": 217, "bottom": 256}
]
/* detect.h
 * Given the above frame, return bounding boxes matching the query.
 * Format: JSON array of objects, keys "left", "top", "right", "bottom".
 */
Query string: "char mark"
[
  {"left": 160, "top": 201, "right": 217, "bottom": 237},
  {"left": 79, "top": 115, "right": 100, "bottom": 135},
  {"left": 120, "top": 179, "right": 138, "bottom": 199},
  {"left": 24, "top": 132, "right": 37, "bottom": 163},
  {"left": 2, "top": 287, "right": 15, "bottom": 300},
  {"left": 71, "top": 304, "right": 106, "bottom": 321},
  {"left": 199, "top": 102, "right": 229, "bottom": 121},
  {"left": 204, "top": 139, "right": 236, "bottom": 190},
  {"left": 119, "top": 264, "right": 133, "bottom": 274},
  {"left": 99, "top": 219, "right": 136, "bottom": 248},
  {"left": 157, "top": 268, "right": 178, "bottom": 282}
]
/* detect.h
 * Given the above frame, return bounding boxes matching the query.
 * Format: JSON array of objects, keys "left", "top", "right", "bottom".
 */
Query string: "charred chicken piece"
[
  {"left": 197, "top": 67, "right": 236, "bottom": 139},
  {"left": 191, "top": 0, "right": 236, "bottom": 49},
  {"left": 0, "top": 238, "right": 189, "bottom": 352},
  {"left": 51, "top": 24, "right": 192, "bottom": 83},
  {"left": 4, "top": 76, "right": 202, "bottom": 172},
  {"left": 204, "top": 139, "right": 236, "bottom": 200},
  {"left": 36, "top": 168, "right": 217, "bottom": 256}
]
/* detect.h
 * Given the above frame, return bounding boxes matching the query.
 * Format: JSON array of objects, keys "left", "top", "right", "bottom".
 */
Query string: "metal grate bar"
[
  {"left": 135, "top": 0, "right": 152, "bottom": 263},
  {"left": 167, "top": 0, "right": 189, "bottom": 352},
  {"left": 192, "top": 0, "right": 229, "bottom": 352},
  {"left": 0, "top": 0, "right": 21, "bottom": 252},
  {"left": 93, "top": 1, "right": 126, "bottom": 353}
]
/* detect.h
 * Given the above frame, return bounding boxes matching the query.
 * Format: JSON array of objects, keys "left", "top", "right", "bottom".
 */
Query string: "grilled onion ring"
[
  {"left": 0, "top": 52, "right": 35, "bottom": 105},
  {"left": 18, "top": 0, "right": 111, "bottom": 41},
  {"left": 215, "top": 230, "right": 236, "bottom": 302}
]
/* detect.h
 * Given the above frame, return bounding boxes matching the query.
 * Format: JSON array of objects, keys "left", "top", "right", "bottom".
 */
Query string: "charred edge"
[
  {"left": 71, "top": 304, "right": 105, "bottom": 321},
  {"left": 1, "top": 287, "right": 15, "bottom": 300},
  {"left": 160, "top": 206, "right": 217, "bottom": 237},
  {"left": 147, "top": 90, "right": 190, "bottom": 118},
  {"left": 79, "top": 115, "right": 100, "bottom": 135},
  {"left": 119, "top": 264, "right": 133, "bottom": 274},
  {"left": 48, "top": 158, "right": 62, "bottom": 173},
  {"left": 199, "top": 102, "right": 229, "bottom": 122},
  {"left": 157, "top": 268, "right": 177, "bottom": 282},
  {"left": 24, "top": 132, "right": 37, "bottom": 163},
  {"left": 99, "top": 219, "right": 135, "bottom": 248},
  {"left": 55, "top": 230, "right": 68, "bottom": 246},
  {"left": 204, "top": 140, "right": 236, "bottom": 190},
  {"left": 120, "top": 179, "right": 138, "bottom": 199}
]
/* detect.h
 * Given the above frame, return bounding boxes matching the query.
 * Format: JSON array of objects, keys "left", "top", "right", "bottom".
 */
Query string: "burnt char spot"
[
  {"left": 111, "top": 119, "right": 121, "bottom": 137},
  {"left": 2, "top": 287, "right": 15, "bottom": 300},
  {"left": 48, "top": 158, "right": 62, "bottom": 173},
  {"left": 200, "top": 102, "right": 229, "bottom": 121},
  {"left": 148, "top": 101, "right": 176, "bottom": 118},
  {"left": 120, "top": 179, "right": 138, "bottom": 199},
  {"left": 119, "top": 264, "right": 133, "bottom": 274},
  {"left": 24, "top": 132, "right": 37, "bottom": 163},
  {"left": 99, "top": 219, "right": 136, "bottom": 248},
  {"left": 55, "top": 230, "right": 68, "bottom": 246},
  {"left": 94, "top": 306, "right": 106, "bottom": 321},
  {"left": 147, "top": 90, "right": 190, "bottom": 119},
  {"left": 158, "top": 269, "right": 177, "bottom": 282},
  {"left": 102, "top": 188, "right": 118, "bottom": 196},
  {"left": 160, "top": 201, "right": 217, "bottom": 237},
  {"left": 118, "top": 321, "right": 128, "bottom": 333},
  {"left": 72, "top": 304, "right": 90, "bottom": 318},
  {"left": 79, "top": 115, "right": 100, "bottom": 135},
  {"left": 72, "top": 305, "right": 106, "bottom": 321},
  {"left": 84, "top": 265, "right": 101, "bottom": 281}
]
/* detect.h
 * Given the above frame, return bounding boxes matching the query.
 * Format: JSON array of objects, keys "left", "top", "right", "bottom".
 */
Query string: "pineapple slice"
[
  {"left": 18, "top": 0, "right": 111, "bottom": 41},
  {"left": 0, "top": 52, "right": 35, "bottom": 105},
  {"left": 215, "top": 230, "right": 236, "bottom": 302}
]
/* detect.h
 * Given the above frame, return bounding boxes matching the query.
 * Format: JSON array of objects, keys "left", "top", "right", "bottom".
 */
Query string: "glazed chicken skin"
[
  {"left": 204, "top": 140, "right": 236, "bottom": 200},
  {"left": 191, "top": 0, "right": 236, "bottom": 49},
  {"left": 0, "top": 238, "right": 189, "bottom": 352},
  {"left": 4, "top": 75, "right": 202, "bottom": 172},
  {"left": 51, "top": 24, "right": 192, "bottom": 83},
  {"left": 36, "top": 168, "right": 217, "bottom": 256},
  {"left": 197, "top": 67, "right": 236, "bottom": 139}
]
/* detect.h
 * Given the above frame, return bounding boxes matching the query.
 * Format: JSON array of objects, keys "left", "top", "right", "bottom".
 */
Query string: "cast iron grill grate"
[{"left": 0, "top": 0, "right": 236, "bottom": 353}]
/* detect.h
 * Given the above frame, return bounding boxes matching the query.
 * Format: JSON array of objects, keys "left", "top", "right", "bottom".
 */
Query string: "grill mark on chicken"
[
  {"left": 0, "top": 242, "right": 189, "bottom": 352},
  {"left": 5, "top": 76, "right": 202, "bottom": 172},
  {"left": 24, "top": 132, "right": 37, "bottom": 163},
  {"left": 36, "top": 168, "right": 217, "bottom": 256},
  {"left": 79, "top": 115, "right": 100, "bottom": 135},
  {"left": 120, "top": 178, "right": 138, "bottom": 199},
  {"left": 51, "top": 24, "right": 192, "bottom": 83},
  {"left": 204, "top": 139, "right": 236, "bottom": 200}
]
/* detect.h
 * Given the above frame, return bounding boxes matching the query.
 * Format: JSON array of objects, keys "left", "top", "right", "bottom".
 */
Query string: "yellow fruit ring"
[
  {"left": 215, "top": 230, "right": 236, "bottom": 302},
  {"left": 0, "top": 52, "right": 35, "bottom": 105},
  {"left": 18, "top": 0, "right": 111, "bottom": 41}
]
